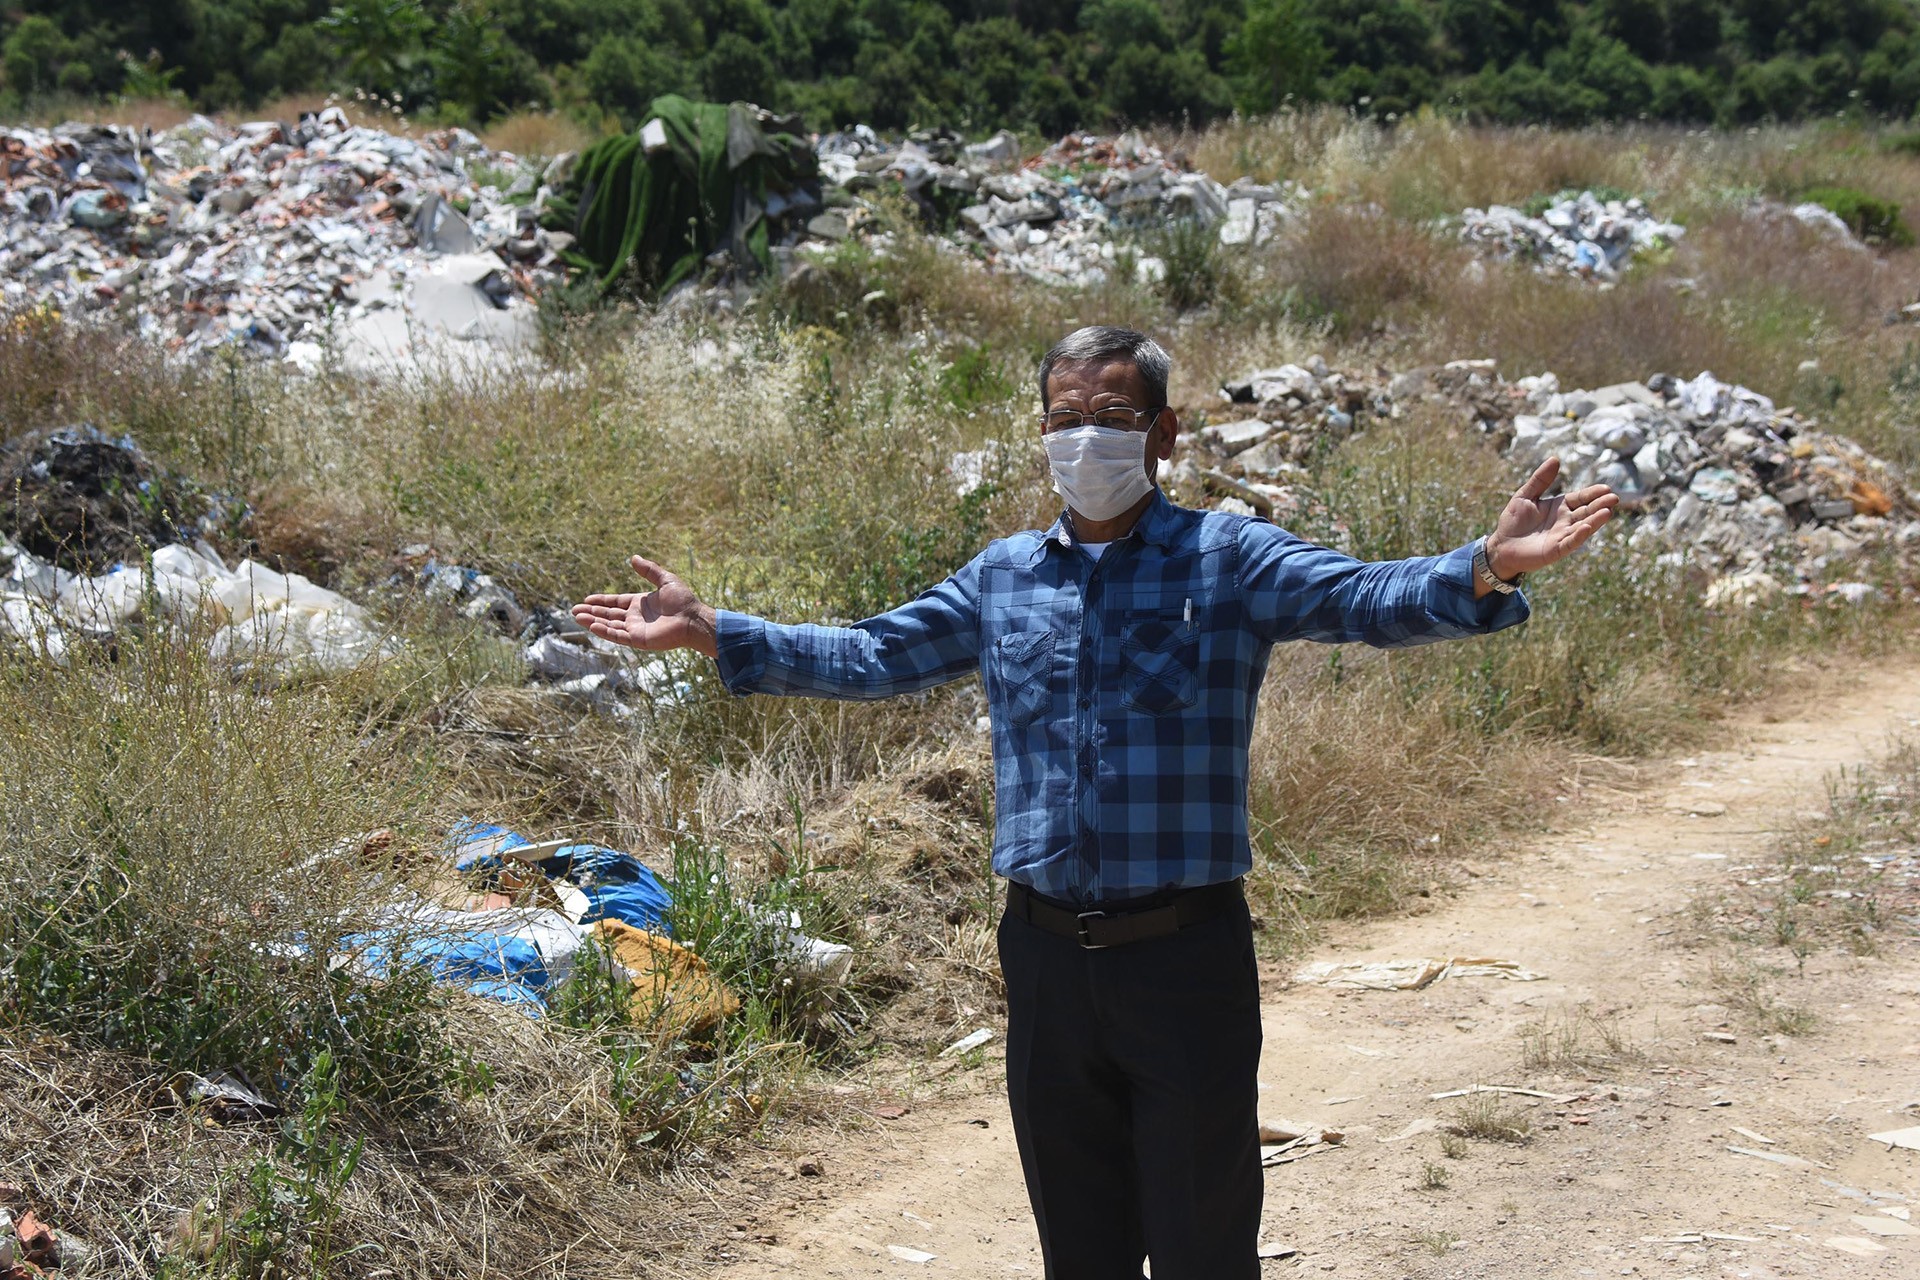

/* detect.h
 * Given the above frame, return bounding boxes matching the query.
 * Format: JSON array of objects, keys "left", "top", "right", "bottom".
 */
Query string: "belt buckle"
[{"left": 1075, "top": 910, "right": 1109, "bottom": 950}]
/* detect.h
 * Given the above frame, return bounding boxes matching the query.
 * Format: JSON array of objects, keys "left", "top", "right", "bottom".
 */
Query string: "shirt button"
[
  {"left": 1079, "top": 760, "right": 1091, "bottom": 777},
  {"left": 1078, "top": 696, "right": 1090, "bottom": 709}
]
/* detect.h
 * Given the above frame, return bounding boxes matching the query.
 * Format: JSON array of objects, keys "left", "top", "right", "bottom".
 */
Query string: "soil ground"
[{"left": 692, "top": 656, "right": 1920, "bottom": 1279}]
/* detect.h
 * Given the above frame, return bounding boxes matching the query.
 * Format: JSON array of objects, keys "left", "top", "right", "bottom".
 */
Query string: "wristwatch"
[{"left": 1473, "top": 537, "right": 1523, "bottom": 594}]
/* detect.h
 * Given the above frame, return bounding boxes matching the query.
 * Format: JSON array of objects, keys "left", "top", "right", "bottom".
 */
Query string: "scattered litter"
[
  {"left": 185, "top": 1071, "right": 281, "bottom": 1123},
  {"left": 1824, "top": 1236, "right": 1888, "bottom": 1257},
  {"left": 939, "top": 1028, "right": 994, "bottom": 1059},
  {"left": 1851, "top": 1215, "right": 1920, "bottom": 1236},
  {"left": 1702, "top": 1031, "right": 1739, "bottom": 1044},
  {"left": 1429, "top": 1084, "right": 1579, "bottom": 1103},
  {"left": 1729, "top": 1126, "right": 1776, "bottom": 1145},
  {"left": 1292, "top": 957, "right": 1545, "bottom": 991},
  {"left": 1459, "top": 191, "right": 1682, "bottom": 280},
  {"left": 886, "top": 1244, "right": 938, "bottom": 1263},
  {"left": 1344, "top": 1044, "right": 1387, "bottom": 1058},
  {"left": 1728, "top": 1144, "right": 1823, "bottom": 1168},
  {"left": 1868, "top": 1125, "right": 1920, "bottom": 1151},
  {"left": 1257, "top": 1242, "right": 1299, "bottom": 1259},
  {"left": 1702, "top": 1232, "right": 1762, "bottom": 1242},
  {"left": 872, "top": 1104, "right": 911, "bottom": 1120}
]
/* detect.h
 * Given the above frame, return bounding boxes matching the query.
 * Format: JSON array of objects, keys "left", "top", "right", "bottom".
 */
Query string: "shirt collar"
[{"left": 1033, "top": 487, "right": 1180, "bottom": 563}]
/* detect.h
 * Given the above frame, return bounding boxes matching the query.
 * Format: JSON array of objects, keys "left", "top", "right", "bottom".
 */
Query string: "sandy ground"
[{"left": 691, "top": 658, "right": 1920, "bottom": 1279}]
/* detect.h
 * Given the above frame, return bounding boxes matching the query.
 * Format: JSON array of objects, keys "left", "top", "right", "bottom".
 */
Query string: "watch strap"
[{"left": 1474, "top": 538, "right": 1522, "bottom": 594}]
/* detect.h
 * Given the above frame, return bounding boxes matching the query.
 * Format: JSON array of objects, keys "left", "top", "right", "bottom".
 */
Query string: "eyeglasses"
[{"left": 1039, "top": 405, "right": 1164, "bottom": 433}]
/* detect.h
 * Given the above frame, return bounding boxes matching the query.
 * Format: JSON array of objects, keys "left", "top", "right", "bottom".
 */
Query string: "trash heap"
[
  {"left": 0, "top": 108, "right": 565, "bottom": 367},
  {"left": 319, "top": 820, "right": 849, "bottom": 1030},
  {"left": 1458, "top": 190, "right": 1684, "bottom": 280},
  {"left": 399, "top": 549, "right": 694, "bottom": 712},
  {"left": 1193, "top": 359, "right": 1920, "bottom": 597},
  {"left": 1507, "top": 369, "right": 1918, "bottom": 595},
  {"left": 808, "top": 127, "right": 1307, "bottom": 288}
]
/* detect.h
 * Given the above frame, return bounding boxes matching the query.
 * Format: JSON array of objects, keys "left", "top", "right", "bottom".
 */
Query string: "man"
[{"left": 573, "top": 326, "right": 1618, "bottom": 1278}]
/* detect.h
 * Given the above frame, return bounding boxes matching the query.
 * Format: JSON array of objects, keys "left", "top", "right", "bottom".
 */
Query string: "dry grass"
[
  {"left": 484, "top": 109, "right": 602, "bottom": 159},
  {"left": 1518, "top": 1006, "right": 1644, "bottom": 1075},
  {"left": 0, "top": 1009, "right": 719, "bottom": 1279},
  {"left": 1446, "top": 1093, "right": 1535, "bottom": 1145}
]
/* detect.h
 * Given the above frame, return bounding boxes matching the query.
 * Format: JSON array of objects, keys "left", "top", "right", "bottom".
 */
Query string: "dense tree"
[{"left": 6, "top": 0, "right": 1920, "bottom": 133}]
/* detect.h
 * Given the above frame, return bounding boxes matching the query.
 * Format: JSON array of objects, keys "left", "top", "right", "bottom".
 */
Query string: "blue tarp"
[
  {"left": 337, "top": 822, "right": 677, "bottom": 1013},
  {"left": 448, "top": 820, "right": 674, "bottom": 936}
]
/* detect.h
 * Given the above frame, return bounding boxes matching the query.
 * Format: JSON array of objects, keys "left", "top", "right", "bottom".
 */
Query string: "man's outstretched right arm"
[{"left": 572, "top": 554, "right": 983, "bottom": 701}]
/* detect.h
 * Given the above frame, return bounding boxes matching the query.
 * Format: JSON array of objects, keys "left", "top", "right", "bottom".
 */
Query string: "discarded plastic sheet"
[
  {"left": 1868, "top": 1125, "right": 1920, "bottom": 1151},
  {"left": 940, "top": 1028, "right": 994, "bottom": 1058},
  {"left": 186, "top": 1071, "right": 281, "bottom": 1123},
  {"left": 887, "top": 1244, "right": 938, "bottom": 1263},
  {"left": 1825, "top": 1236, "right": 1887, "bottom": 1257},
  {"left": 1850, "top": 1215, "right": 1920, "bottom": 1236},
  {"left": 1256, "top": 1242, "right": 1298, "bottom": 1259},
  {"left": 590, "top": 919, "right": 739, "bottom": 1036},
  {"left": 448, "top": 820, "right": 673, "bottom": 935},
  {"left": 1728, "top": 1126, "right": 1776, "bottom": 1145},
  {"left": 1292, "top": 957, "right": 1545, "bottom": 991}
]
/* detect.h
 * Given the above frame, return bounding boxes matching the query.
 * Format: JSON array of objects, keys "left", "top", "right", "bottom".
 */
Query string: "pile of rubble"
[
  {"left": 1187, "top": 358, "right": 1919, "bottom": 597},
  {"left": 0, "top": 109, "right": 567, "bottom": 368},
  {"left": 1458, "top": 190, "right": 1683, "bottom": 280},
  {"left": 808, "top": 128, "right": 1306, "bottom": 288},
  {"left": 1509, "top": 369, "right": 1917, "bottom": 595}
]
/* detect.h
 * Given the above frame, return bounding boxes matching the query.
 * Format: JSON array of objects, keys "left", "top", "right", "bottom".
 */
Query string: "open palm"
[
  {"left": 571, "top": 556, "right": 718, "bottom": 658},
  {"left": 1487, "top": 456, "right": 1621, "bottom": 578}
]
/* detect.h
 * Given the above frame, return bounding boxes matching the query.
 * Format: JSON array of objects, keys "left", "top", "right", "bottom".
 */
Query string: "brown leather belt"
[{"left": 1004, "top": 878, "right": 1244, "bottom": 949}]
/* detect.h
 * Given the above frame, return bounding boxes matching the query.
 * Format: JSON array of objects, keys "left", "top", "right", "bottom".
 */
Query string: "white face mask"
[{"left": 1043, "top": 423, "right": 1155, "bottom": 523}]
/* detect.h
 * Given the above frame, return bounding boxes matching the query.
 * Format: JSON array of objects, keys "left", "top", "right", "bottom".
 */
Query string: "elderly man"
[{"left": 573, "top": 326, "right": 1617, "bottom": 1278}]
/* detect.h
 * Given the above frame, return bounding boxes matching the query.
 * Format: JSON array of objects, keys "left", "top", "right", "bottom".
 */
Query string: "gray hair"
[{"left": 1037, "top": 326, "right": 1171, "bottom": 408}]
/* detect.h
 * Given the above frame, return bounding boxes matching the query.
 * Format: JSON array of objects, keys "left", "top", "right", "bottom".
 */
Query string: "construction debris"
[
  {"left": 1459, "top": 190, "right": 1684, "bottom": 280},
  {"left": 0, "top": 109, "right": 560, "bottom": 365},
  {"left": 1868, "top": 1125, "right": 1920, "bottom": 1151},
  {"left": 806, "top": 127, "right": 1306, "bottom": 288},
  {"left": 1202, "top": 357, "right": 1920, "bottom": 590},
  {"left": 1291, "top": 957, "right": 1545, "bottom": 991}
]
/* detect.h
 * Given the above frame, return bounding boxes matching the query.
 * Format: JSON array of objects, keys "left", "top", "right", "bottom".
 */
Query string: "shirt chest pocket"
[
  {"left": 989, "top": 629, "right": 1055, "bottom": 729},
  {"left": 1119, "top": 608, "right": 1198, "bottom": 715}
]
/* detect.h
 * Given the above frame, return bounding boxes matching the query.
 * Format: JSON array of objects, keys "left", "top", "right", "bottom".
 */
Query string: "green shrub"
[{"left": 1801, "top": 185, "right": 1916, "bottom": 246}]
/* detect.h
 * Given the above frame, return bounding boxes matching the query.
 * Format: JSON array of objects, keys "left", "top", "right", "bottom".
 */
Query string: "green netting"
[{"left": 552, "top": 96, "right": 817, "bottom": 296}]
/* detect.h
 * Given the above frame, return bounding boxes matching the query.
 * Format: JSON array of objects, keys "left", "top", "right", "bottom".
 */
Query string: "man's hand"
[
  {"left": 1484, "top": 456, "right": 1620, "bottom": 582},
  {"left": 571, "top": 556, "right": 719, "bottom": 659}
]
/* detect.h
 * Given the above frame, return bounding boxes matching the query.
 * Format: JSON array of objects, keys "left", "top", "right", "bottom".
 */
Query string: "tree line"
[{"left": 7, "top": 0, "right": 1920, "bottom": 133}]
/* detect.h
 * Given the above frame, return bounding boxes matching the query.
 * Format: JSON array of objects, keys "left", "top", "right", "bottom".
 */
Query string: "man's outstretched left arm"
[{"left": 1242, "top": 457, "right": 1618, "bottom": 648}]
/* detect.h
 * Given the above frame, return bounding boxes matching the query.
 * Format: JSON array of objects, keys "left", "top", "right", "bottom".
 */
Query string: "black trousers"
[{"left": 998, "top": 887, "right": 1263, "bottom": 1280}]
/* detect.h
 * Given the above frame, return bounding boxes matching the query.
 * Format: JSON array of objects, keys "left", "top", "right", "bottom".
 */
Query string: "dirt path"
[{"left": 699, "top": 659, "right": 1920, "bottom": 1279}]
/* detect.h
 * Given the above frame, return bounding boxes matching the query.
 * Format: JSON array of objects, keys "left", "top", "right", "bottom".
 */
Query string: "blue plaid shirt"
[{"left": 716, "top": 489, "right": 1528, "bottom": 906}]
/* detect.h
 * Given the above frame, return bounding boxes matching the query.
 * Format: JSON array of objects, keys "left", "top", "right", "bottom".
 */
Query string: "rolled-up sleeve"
[
  {"left": 714, "top": 555, "right": 983, "bottom": 699},
  {"left": 1239, "top": 523, "right": 1528, "bottom": 648}
]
